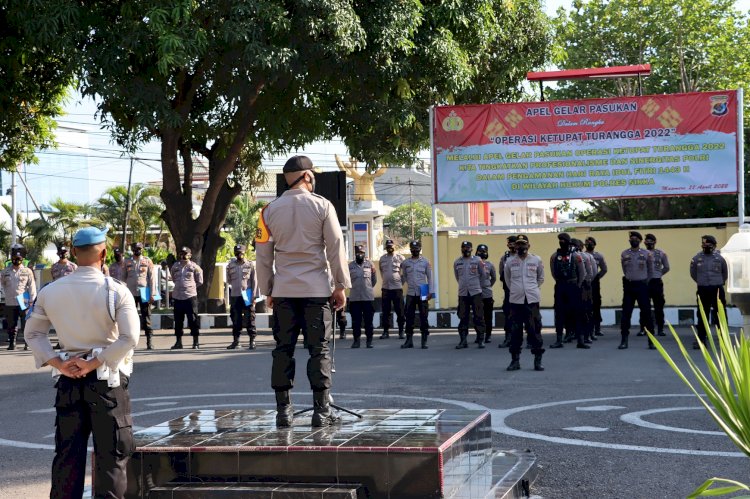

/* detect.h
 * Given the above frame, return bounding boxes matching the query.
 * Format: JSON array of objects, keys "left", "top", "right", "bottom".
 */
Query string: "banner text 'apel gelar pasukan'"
[{"left": 433, "top": 91, "right": 739, "bottom": 203}]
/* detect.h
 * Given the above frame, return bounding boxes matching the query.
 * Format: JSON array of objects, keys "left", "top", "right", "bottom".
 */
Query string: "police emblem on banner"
[
  {"left": 710, "top": 95, "right": 728, "bottom": 117},
  {"left": 442, "top": 111, "right": 464, "bottom": 132}
]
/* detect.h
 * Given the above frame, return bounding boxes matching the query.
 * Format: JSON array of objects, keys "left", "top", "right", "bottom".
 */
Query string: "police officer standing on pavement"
[
  {"left": 108, "top": 247, "right": 125, "bottom": 281},
  {"left": 689, "top": 235, "right": 727, "bottom": 349},
  {"left": 226, "top": 244, "right": 258, "bottom": 350},
  {"left": 642, "top": 233, "right": 670, "bottom": 337},
  {"left": 379, "top": 238, "right": 405, "bottom": 339},
  {"left": 619, "top": 231, "right": 655, "bottom": 350},
  {"left": 550, "top": 233, "right": 585, "bottom": 349},
  {"left": 348, "top": 245, "right": 377, "bottom": 348},
  {"left": 573, "top": 238, "right": 596, "bottom": 344},
  {"left": 255, "top": 155, "right": 351, "bottom": 427},
  {"left": 51, "top": 245, "right": 78, "bottom": 281},
  {"left": 504, "top": 235, "right": 545, "bottom": 371},
  {"left": 170, "top": 246, "right": 203, "bottom": 349},
  {"left": 454, "top": 240, "right": 487, "bottom": 349},
  {"left": 584, "top": 236, "right": 607, "bottom": 337},
  {"left": 400, "top": 240, "right": 433, "bottom": 349},
  {"left": 25, "top": 227, "right": 139, "bottom": 499},
  {"left": 2, "top": 248, "right": 36, "bottom": 350},
  {"left": 124, "top": 242, "right": 157, "bottom": 350},
  {"left": 476, "top": 244, "right": 496, "bottom": 343},
  {"left": 498, "top": 235, "right": 517, "bottom": 348}
]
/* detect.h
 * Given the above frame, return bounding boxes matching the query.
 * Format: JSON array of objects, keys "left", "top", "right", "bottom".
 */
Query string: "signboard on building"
[{"left": 433, "top": 90, "right": 740, "bottom": 203}]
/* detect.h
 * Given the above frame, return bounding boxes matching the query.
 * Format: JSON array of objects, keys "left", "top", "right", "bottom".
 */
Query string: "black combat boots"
[
  {"left": 477, "top": 334, "right": 485, "bottom": 349},
  {"left": 351, "top": 338, "right": 360, "bottom": 348},
  {"left": 618, "top": 334, "right": 629, "bottom": 350},
  {"left": 549, "top": 332, "right": 564, "bottom": 349},
  {"left": 506, "top": 354, "right": 521, "bottom": 371},
  {"left": 171, "top": 337, "right": 183, "bottom": 350},
  {"left": 275, "top": 391, "right": 294, "bottom": 427},
  {"left": 455, "top": 333, "right": 468, "bottom": 349},
  {"left": 227, "top": 335, "right": 240, "bottom": 349},
  {"left": 421, "top": 333, "right": 428, "bottom": 349},
  {"left": 534, "top": 353, "right": 545, "bottom": 371},
  {"left": 146, "top": 336, "right": 154, "bottom": 350},
  {"left": 311, "top": 390, "right": 341, "bottom": 427},
  {"left": 400, "top": 334, "right": 414, "bottom": 348}
]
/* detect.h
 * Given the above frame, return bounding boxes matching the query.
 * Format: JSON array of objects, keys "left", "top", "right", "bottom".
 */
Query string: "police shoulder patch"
[{"left": 255, "top": 207, "right": 272, "bottom": 244}]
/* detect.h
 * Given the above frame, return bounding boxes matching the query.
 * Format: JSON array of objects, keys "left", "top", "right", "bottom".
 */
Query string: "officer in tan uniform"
[
  {"left": 2, "top": 248, "right": 36, "bottom": 350},
  {"left": 50, "top": 245, "right": 78, "bottom": 281},
  {"left": 108, "top": 247, "right": 125, "bottom": 281},
  {"left": 170, "top": 246, "right": 204, "bottom": 349},
  {"left": 226, "top": 244, "right": 259, "bottom": 350},
  {"left": 25, "top": 226, "right": 139, "bottom": 499},
  {"left": 255, "top": 155, "right": 351, "bottom": 428},
  {"left": 123, "top": 242, "right": 157, "bottom": 349}
]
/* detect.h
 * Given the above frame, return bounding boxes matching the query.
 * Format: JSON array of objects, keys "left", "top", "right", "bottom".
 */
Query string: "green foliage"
[
  {"left": 0, "top": 5, "right": 72, "bottom": 170},
  {"left": 648, "top": 301, "right": 750, "bottom": 497},
  {"left": 384, "top": 202, "right": 449, "bottom": 242},
  {"left": 96, "top": 184, "right": 164, "bottom": 246},
  {"left": 215, "top": 232, "right": 236, "bottom": 264},
  {"left": 224, "top": 196, "right": 266, "bottom": 248},
  {"left": 552, "top": 0, "right": 750, "bottom": 221}
]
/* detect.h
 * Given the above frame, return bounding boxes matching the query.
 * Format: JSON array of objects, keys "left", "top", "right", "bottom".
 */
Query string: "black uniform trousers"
[
  {"left": 591, "top": 278, "right": 603, "bottom": 331},
  {"left": 350, "top": 300, "right": 375, "bottom": 341},
  {"left": 271, "top": 297, "right": 333, "bottom": 392},
  {"left": 173, "top": 297, "right": 200, "bottom": 338},
  {"left": 648, "top": 278, "right": 666, "bottom": 333},
  {"left": 52, "top": 372, "right": 133, "bottom": 499},
  {"left": 621, "top": 278, "right": 653, "bottom": 336},
  {"left": 457, "top": 293, "right": 486, "bottom": 339},
  {"left": 482, "top": 297, "right": 494, "bottom": 339},
  {"left": 553, "top": 281, "right": 581, "bottom": 340},
  {"left": 696, "top": 285, "right": 726, "bottom": 342},
  {"left": 381, "top": 288, "right": 405, "bottom": 332},
  {"left": 509, "top": 300, "right": 544, "bottom": 355},
  {"left": 4, "top": 305, "right": 26, "bottom": 343},
  {"left": 134, "top": 295, "right": 153, "bottom": 338},
  {"left": 581, "top": 281, "right": 594, "bottom": 340},
  {"left": 230, "top": 296, "right": 256, "bottom": 338},
  {"left": 404, "top": 295, "right": 429, "bottom": 337}
]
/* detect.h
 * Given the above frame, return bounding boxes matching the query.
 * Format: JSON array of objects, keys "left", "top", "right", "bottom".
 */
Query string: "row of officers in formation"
[{"left": 3, "top": 231, "right": 727, "bottom": 369}]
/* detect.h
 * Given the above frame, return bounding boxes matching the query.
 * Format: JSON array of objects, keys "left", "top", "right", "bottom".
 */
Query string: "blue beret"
[{"left": 73, "top": 227, "right": 108, "bottom": 247}]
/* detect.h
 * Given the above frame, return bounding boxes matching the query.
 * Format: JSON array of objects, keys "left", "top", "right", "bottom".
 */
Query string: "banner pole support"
[
  {"left": 739, "top": 88, "right": 745, "bottom": 226},
  {"left": 429, "top": 105, "right": 440, "bottom": 309}
]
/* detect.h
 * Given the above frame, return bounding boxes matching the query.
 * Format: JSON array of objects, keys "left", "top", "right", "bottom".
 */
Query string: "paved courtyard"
[{"left": 0, "top": 324, "right": 746, "bottom": 498}]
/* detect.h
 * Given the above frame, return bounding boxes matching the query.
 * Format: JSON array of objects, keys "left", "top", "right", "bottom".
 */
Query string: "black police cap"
[
  {"left": 585, "top": 236, "right": 597, "bottom": 245},
  {"left": 476, "top": 244, "right": 488, "bottom": 252},
  {"left": 557, "top": 233, "right": 571, "bottom": 242},
  {"left": 702, "top": 235, "right": 717, "bottom": 245},
  {"left": 515, "top": 234, "right": 529, "bottom": 244},
  {"left": 234, "top": 244, "right": 246, "bottom": 252},
  {"left": 645, "top": 233, "right": 656, "bottom": 242},
  {"left": 384, "top": 239, "right": 395, "bottom": 247},
  {"left": 507, "top": 235, "right": 518, "bottom": 242},
  {"left": 461, "top": 240, "right": 472, "bottom": 248},
  {"left": 354, "top": 245, "right": 365, "bottom": 254},
  {"left": 629, "top": 231, "right": 643, "bottom": 241},
  {"left": 409, "top": 240, "right": 421, "bottom": 249},
  {"left": 283, "top": 155, "right": 321, "bottom": 173}
]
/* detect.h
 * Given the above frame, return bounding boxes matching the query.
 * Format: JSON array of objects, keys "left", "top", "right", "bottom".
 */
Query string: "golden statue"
[{"left": 335, "top": 154, "right": 387, "bottom": 201}]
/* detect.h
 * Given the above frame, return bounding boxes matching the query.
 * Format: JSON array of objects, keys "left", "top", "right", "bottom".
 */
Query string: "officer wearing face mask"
[
  {"left": 348, "top": 245, "right": 377, "bottom": 348},
  {"left": 108, "top": 248, "right": 125, "bottom": 281},
  {"left": 689, "top": 235, "right": 727, "bottom": 349},
  {"left": 124, "top": 242, "right": 157, "bottom": 350},
  {"left": 51, "top": 246, "right": 78, "bottom": 281},
  {"left": 584, "top": 237, "right": 607, "bottom": 337},
  {"left": 498, "top": 235, "right": 517, "bottom": 348},
  {"left": 475, "top": 244, "right": 496, "bottom": 343},
  {"left": 641, "top": 233, "right": 670, "bottom": 337},
  {"left": 170, "top": 246, "right": 204, "bottom": 349},
  {"left": 453, "top": 241, "right": 487, "bottom": 349},
  {"left": 379, "top": 239, "right": 405, "bottom": 339},
  {"left": 2, "top": 248, "right": 36, "bottom": 350},
  {"left": 549, "top": 233, "right": 585, "bottom": 349},
  {"left": 400, "top": 240, "right": 433, "bottom": 349},
  {"left": 619, "top": 231, "right": 654, "bottom": 350},
  {"left": 573, "top": 238, "right": 596, "bottom": 344}
]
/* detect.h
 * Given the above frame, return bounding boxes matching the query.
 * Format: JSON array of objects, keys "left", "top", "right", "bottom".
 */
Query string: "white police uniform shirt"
[{"left": 25, "top": 266, "right": 140, "bottom": 371}]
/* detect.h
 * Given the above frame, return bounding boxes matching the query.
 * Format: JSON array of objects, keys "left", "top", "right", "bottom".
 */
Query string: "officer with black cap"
[
  {"left": 584, "top": 236, "right": 608, "bottom": 336},
  {"left": 400, "top": 240, "right": 433, "bottom": 349},
  {"left": 690, "top": 234, "right": 727, "bottom": 349},
  {"left": 503, "top": 235, "right": 545, "bottom": 371},
  {"left": 170, "top": 246, "right": 204, "bottom": 349},
  {"left": 549, "top": 233, "right": 585, "bottom": 348},
  {"left": 25, "top": 226, "right": 139, "bottom": 498},
  {"left": 124, "top": 242, "right": 157, "bottom": 349},
  {"left": 642, "top": 233, "right": 670, "bottom": 337},
  {"left": 476, "top": 244, "right": 496, "bottom": 343},
  {"left": 348, "top": 245, "right": 377, "bottom": 348},
  {"left": 453, "top": 240, "right": 487, "bottom": 349},
  {"left": 619, "top": 231, "right": 654, "bottom": 349},
  {"left": 1, "top": 247, "right": 36, "bottom": 350},
  {"left": 379, "top": 238, "right": 405, "bottom": 339},
  {"left": 255, "top": 155, "right": 351, "bottom": 427},
  {"left": 498, "top": 235, "right": 518, "bottom": 348},
  {"left": 51, "top": 245, "right": 78, "bottom": 281},
  {"left": 226, "top": 244, "right": 258, "bottom": 350}
]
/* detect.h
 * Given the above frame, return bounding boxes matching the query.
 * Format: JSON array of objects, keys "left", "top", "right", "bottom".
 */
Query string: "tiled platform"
[{"left": 125, "top": 409, "right": 536, "bottom": 498}]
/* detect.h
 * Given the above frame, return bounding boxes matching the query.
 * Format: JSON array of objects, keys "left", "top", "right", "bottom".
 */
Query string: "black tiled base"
[
  {"left": 149, "top": 482, "right": 362, "bottom": 498},
  {"left": 127, "top": 409, "right": 535, "bottom": 499}
]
